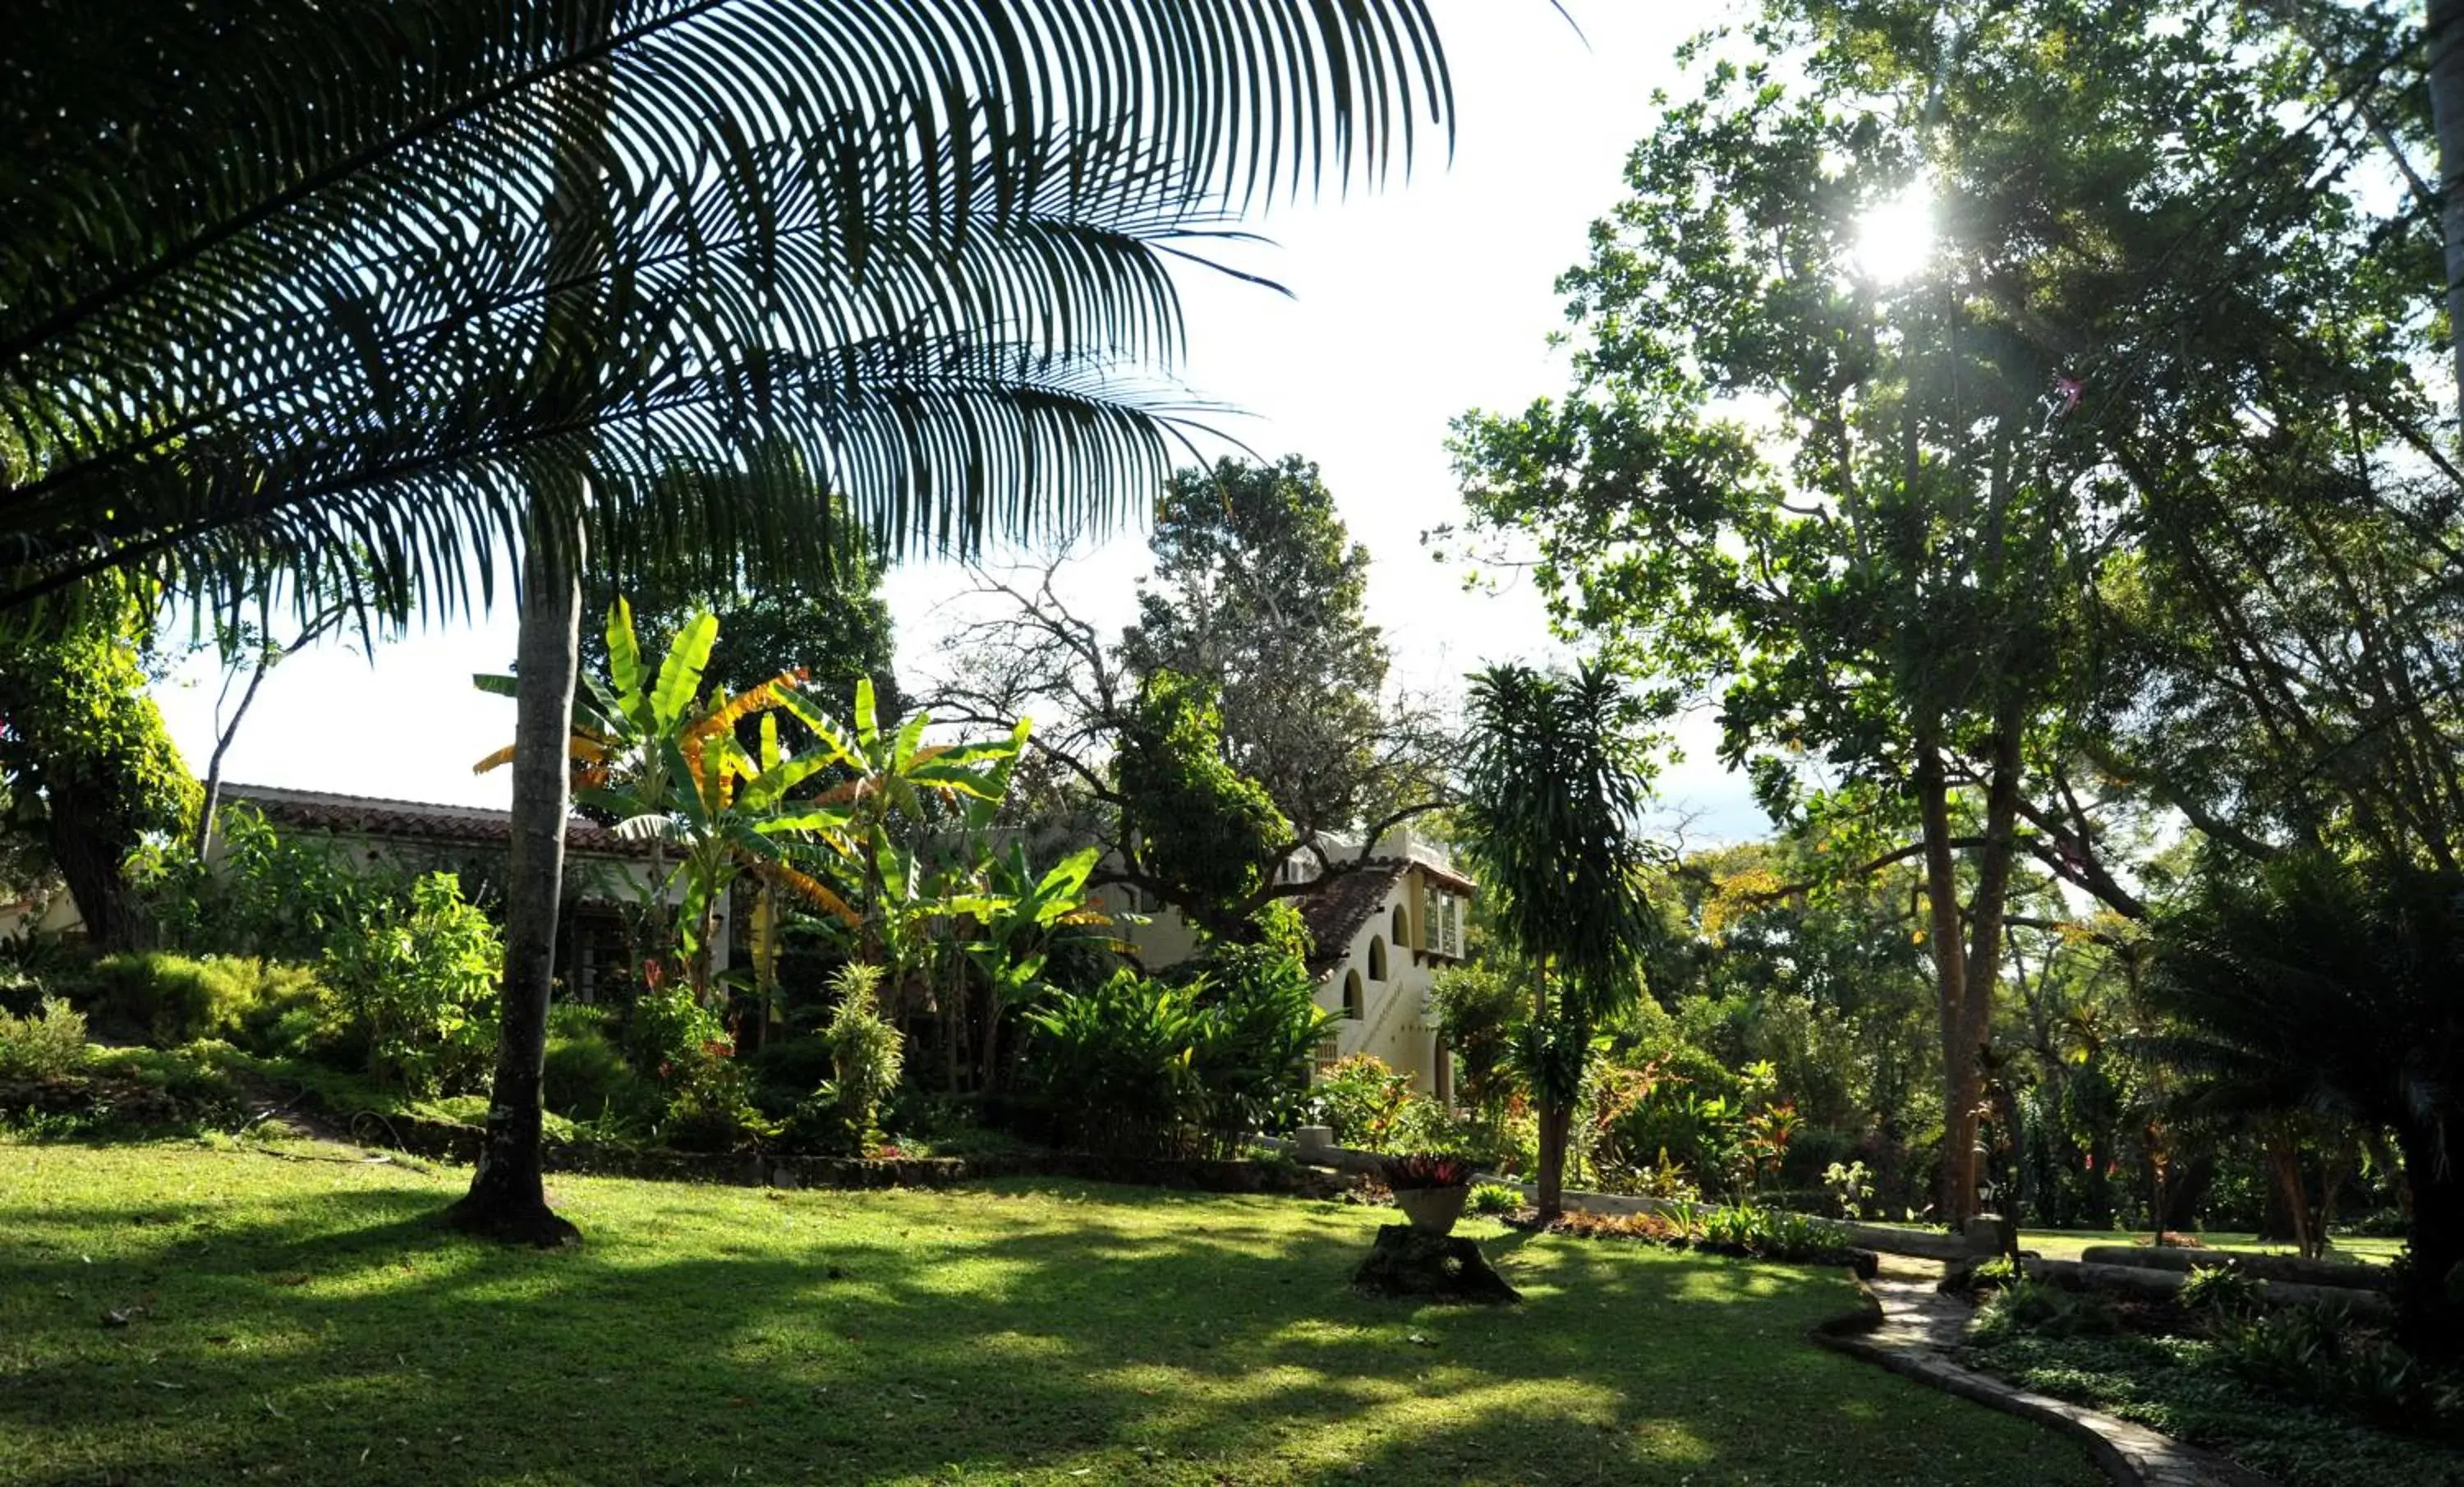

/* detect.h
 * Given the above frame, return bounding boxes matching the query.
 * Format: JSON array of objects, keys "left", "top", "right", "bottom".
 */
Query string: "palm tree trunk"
[
  {"left": 446, "top": 9, "right": 608, "bottom": 1245},
  {"left": 445, "top": 516, "right": 584, "bottom": 1246}
]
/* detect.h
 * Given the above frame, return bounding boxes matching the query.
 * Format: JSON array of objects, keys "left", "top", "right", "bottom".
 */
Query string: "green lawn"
[
  {"left": 1858, "top": 1222, "right": 2402, "bottom": 1267},
  {"left": 2008, "top": 1230, "right": 2402, "bottom": 1266},
  {"left": 0, "top": 1139, "right": 2102, "bottom": 1487}
]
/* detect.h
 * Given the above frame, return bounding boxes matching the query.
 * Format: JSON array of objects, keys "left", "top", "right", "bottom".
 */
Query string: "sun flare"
[{"left": 1852, "top": 181, "right": 1937, "bottom": 284}]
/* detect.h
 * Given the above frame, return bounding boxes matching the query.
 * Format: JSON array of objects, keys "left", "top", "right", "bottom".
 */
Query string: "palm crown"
[{"left": 2, "top": 0, "right": 1454, "bottom": 618}]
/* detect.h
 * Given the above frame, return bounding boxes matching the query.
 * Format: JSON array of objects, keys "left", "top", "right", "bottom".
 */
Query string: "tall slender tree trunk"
[
  {"left": 2433, "top": 0, "right": 2464, "bottom": 419},
  {"left": 446, "top": 10, "right": 609, "bottom": 1245},
  {"left": 446, "top": 518, "right": 585, "bottom": 1246},
  {"left": 1914, "top": 738, "right": 1981, "bottom": 1226},
  {"left": 195, "top": 647, "right": 273, "bottom": 857},
  {"left": 1532, "top": 963, "right": 1574, "bottom": 1219}
]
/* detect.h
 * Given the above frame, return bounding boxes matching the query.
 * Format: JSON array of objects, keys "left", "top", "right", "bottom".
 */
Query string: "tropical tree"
[
  {"left": 1121, "top": 455, "right": 1445, "bottom": 854},
  {"left": 0, "top": 583, "right": 198, "bottom": 950},
  {"left": 782, "top": 678, "right": 1025, "bottom": 974},
  {"left": 2146, "top": 851, "right": 2464, "bottom": 1356},
  {"left": 579, "top": 518, "right": 898, "bottom": 745},
  {"left": 955, "top": 843, "right": 1116, "bottom": 1091},
  {"left": 1455, "top": 661, "right": 1663, "bottom": 1217},
  {"left": 5, "top": 2, "right": 1458, "bottom": 1241},
  {"left": 1449, "top": 0, "right": 2440, "bottom": 1222},
  {"left": 479, "top": 599, "right": 859, "bottom": 988}
]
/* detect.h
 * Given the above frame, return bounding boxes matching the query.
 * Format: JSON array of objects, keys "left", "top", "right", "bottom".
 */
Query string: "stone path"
[{"left": 1816, "top": 1255, "right": 2279, "bottom": 1487}]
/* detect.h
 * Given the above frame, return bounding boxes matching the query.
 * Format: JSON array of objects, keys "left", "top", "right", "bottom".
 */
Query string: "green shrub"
[
  {"left": 84, "top": 952, "right": 228, "bottom": 1043},
  {"left": 546, "top": 1001, "right": 613, "bottom": 1040},
  {"left": 2209, "top": 1300, "right": 2446, "bottom": 1429},
  {"left": 80, "top": 1040, "right": 253, "bottom": 1117},
  {"left": 1694, "top": 1202, "right": 1848, "bottom": 1260},
  {"left": 0, "top": 997, "right": 86, "bottom": 1079},
  {"left": 1968, "top": 1254, "right": 2024, "bottom": 1291},
  {"left": 1179, "top": 941, "right": 1327, "bottom": 1139},
  {"left": 542, "top": 1026, "right": 663, "bottom": 1127},
  {"left": 803, "top": 965, "right": 903, "bottom": 1156},
  {"left": 626, "top": 983, "right": 732, "bottom": 1083},
  {"left": 1823, "top": 1158, "right": 1873, "bottom": 1220},
  {"left": 1974, "top": 1277, "right": 2123, "bottom": 1342},
  {"left": 1308, "top": 1053, "right": 1418, "bottom": 1148},
  {"left": 1022, "top": 969, "right": 1205, "bottom": 1154},
  {"left": 128, "top": 805, "right": 395, "bottom": 962},
  {"left": 2180, "top": 1262, "right": 2269, "bottom": 1322},
  {"left": 81, "top": 951, "right": 337, "bottom": 1052},
  {"left": 1468, "top": 1181, "right": 1524, "bottom": 1217},
  {"left": 319, "top": 873, "right": 501, "bottom": 1095},
  {"left": 1020, "top": 953, "right": 1328, "bottom": 1159}
]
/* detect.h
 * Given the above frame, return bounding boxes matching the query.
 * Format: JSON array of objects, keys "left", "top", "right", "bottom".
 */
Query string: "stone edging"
[{"left": 1809, "top": 1264, "right": 2279, "bottom": 1487}]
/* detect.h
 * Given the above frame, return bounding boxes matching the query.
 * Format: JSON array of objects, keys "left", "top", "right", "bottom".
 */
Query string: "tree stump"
[{"left": 1353, "top": 1223, "right": 1521, "bottom": 1304}]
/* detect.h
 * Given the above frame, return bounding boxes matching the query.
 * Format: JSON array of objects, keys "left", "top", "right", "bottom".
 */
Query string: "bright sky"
[{"left": 148, "top": 1, "right": 1771, "bottom": 842}]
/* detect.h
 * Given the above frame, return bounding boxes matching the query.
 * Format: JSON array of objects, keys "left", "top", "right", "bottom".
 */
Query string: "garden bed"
[{"left": 1951, "top": 1268, "right": 2464, "bottom": 1487}]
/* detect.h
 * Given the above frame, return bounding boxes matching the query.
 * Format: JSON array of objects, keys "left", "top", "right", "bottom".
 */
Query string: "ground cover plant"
[
  {"left": 1963, "top": 1330, "right": 2461, "bottom": 1487},
  {"left": 1958, "top": 1255, "right": 2461, "bottom": 1487},
  {"left": 0, "top": 1140, "right": 2103, "bottom": 1487}
]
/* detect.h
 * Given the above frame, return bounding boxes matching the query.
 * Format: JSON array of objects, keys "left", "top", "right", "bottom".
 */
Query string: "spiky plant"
[{"left": 2145, "top": 850, "right": 2464, "bottom": 1357}]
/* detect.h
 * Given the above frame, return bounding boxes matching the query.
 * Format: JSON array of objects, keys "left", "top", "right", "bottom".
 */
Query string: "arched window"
[
  {"left": 1368, "top": 937, "right": 1388, "bottom": 982},
  {"left": 1393, "top": 905, "right": 1409, "bottom": 947},
  {"left": 1342, "top": 969, "right": 1365, "bottom": 1020}
]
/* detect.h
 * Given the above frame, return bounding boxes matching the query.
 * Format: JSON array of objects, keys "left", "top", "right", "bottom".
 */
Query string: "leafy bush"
[
  {"left": 541, "top": 1025, "right": 663, "bottom": 1128},
  {"left": 1468, "top": 1181, "right": 1523, "bottom": 1216},
  {"left": 83, "top": 952, "right": 238, "bottom": 1044},
  {"left": 1967, "top": 1254, "right": 2024, "bottom": 1291},
  {"left": 1020, "top": 953, "right": 1326, "bottom": 1158},
  {"left": 625, "top": 983, "right": 732, "bottom": 1083},
  {"left": 1694, "top": 1202, "right": 1849, "bottom": 1261},
  {"left": 1428, "top": 962, "right": 1524, "bottom": 1115},
  {"left": 1974, "top": 1278, "right": 2124, "bottom": 1342},
  {"left": 1823, "top": 1158, "right": 1873, "bottom": 1220},
  {"left": 1179, "top": 941, "right": 1327, "bottom": 1139},
  {"left": 319, "top": 873, "right": 501, "bottom": 1095},
  {"left": 2180, "top": 1263, "right": 2269, "bottom": 1323},
  {"left": 1021, "top": 969, "right": 1203, "bottom": 1153},
  {"left": 128, "top": 805, "right": 393, "bottom": 961},
  {"left": 795, "top": 965, "right": 903, "bottom": 1156},
  {"left": 1308, "top": 1053, "right": 1418, "bottom": 1147},
  {"left": 0, "top": 997, "right": 86, "bottom": 1079}
]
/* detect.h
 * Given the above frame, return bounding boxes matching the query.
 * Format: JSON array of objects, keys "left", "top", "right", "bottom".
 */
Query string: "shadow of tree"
[{"left": 0, "top": 1153, "right": 2100, "bottom": 1487}]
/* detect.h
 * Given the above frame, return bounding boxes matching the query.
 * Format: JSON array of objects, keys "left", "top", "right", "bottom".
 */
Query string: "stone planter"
[{"left": 1393, "top": 1184, "right": 1471, "bottom": 1236}]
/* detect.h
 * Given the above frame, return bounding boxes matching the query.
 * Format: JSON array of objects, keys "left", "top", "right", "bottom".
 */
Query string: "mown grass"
[
  {"left": 0, "top": 1139, "right": 2102, "bottom": 1486},
  {"left": 1860, "top": 1222, "right": 2403, "bottom": 1267}
]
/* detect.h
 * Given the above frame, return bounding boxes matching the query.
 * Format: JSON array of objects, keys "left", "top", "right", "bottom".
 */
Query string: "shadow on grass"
[{"left": 0, "top": 1158, "right": 2100, "bottom": 1487}]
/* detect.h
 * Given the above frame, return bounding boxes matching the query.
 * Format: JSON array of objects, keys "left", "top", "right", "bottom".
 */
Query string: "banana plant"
[
  {"left": 775, "top": 676, "right": 1028, "bottom": 968},
  {"left": 477, "top": 601, "right": 859, "bottom": 1004},
  {"left": 950, "top": 843, "right": 1124, "bottom": 1090}
]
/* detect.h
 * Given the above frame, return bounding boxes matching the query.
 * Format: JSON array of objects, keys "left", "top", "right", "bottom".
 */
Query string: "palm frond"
[{"left": 2, "top": 0, "right": 1455, "bottom": 617}]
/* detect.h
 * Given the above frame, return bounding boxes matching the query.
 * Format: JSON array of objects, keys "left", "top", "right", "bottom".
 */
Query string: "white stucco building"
[{"left": 1101, "top": 829, "right": 1474, "bottom": 1101}]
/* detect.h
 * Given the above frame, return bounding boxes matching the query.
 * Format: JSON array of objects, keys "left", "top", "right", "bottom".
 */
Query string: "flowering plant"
[{"left": 1378, "top": 1152, "right": 1476, "bottom": 1190}]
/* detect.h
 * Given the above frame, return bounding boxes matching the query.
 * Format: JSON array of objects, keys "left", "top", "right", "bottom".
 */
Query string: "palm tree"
[
  {"left": 1455, "top": 661, "right": 1663, "bottom": 1218},
  {"left": 2145, "top": 850, "right": 2464, "bottom": 1357},
  {"left": 3, "top": 2, "right": 1457, "bottom": 1241}
]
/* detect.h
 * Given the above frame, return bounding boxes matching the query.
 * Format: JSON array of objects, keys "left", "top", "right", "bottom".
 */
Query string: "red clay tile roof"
[
  {"left": 1294, "top": 859, "right": 1409, "bottom": 979},
  {"left": 222, "top": 785, "right": 648, "bottom": 857}
]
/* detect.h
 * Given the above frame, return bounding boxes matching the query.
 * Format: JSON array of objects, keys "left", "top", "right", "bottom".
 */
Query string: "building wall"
[{"left": 1316, "top": 865, "right": 1453, "bottom": 1097}]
